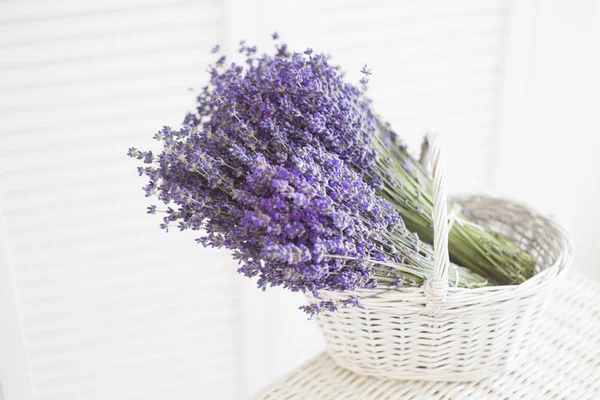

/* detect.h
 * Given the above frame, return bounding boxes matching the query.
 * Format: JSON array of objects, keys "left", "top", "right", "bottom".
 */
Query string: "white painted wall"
[{"left": 0, "top": 0, "right": 598, "bottom": 398}]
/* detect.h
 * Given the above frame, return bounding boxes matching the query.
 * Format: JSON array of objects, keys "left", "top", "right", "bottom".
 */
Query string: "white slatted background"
[
  {"left": 0, "top": 1, "right": 244, "bottom": 399},
  {"left": 0, "top": 0, "right": 512, "bottom": 398}
]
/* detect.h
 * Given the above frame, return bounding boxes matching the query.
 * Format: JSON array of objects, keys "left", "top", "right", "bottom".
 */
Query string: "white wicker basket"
[{"left": 311, "top": 135, "right": 574, "bottom": 381}]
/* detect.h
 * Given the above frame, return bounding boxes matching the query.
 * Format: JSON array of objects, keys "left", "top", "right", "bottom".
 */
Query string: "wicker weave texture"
[
  {"left": 255, "top": 272, "right": 600, "bottom": 400},
  {"left": 311, "top": 195, "right": 573, "bottom": 381}
]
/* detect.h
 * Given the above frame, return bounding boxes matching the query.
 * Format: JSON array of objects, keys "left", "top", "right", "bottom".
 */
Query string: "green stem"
[{"left": 371, "top": 118, "right": 535, "bottom": 285}]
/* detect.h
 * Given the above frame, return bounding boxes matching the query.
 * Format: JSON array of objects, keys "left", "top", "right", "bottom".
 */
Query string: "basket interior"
[{"left": 460, "top": 197, "right": 569, "bottom": 277}]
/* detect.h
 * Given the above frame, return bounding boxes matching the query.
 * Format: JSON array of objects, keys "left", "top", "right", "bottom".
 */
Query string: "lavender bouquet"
[{"left": 129, "top": 38, "right": 532, "bottom": 313}]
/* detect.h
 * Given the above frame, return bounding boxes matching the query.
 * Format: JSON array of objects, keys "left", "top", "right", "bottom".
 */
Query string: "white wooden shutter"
[
  {"left": 496, "top": 0, "right": 600, "bottom": 280},
  {"left": 0, "top": 1, "right": 244, "bottom": 399}
]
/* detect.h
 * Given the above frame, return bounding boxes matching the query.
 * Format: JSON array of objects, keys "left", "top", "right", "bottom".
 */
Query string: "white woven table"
[{"left": 253, "top": 272, "right": 600, "bottom": 400}]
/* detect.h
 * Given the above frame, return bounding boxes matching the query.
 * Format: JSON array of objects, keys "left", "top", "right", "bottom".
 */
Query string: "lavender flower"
[
  {"left": 193, "top": 38, "right": 534, "bottom": 285},
  {"left": 184, "top": 41, "right": 384, "bottom": 189},
  {"left": 129, "top": 39, "right": 489, "bottom": 315}
]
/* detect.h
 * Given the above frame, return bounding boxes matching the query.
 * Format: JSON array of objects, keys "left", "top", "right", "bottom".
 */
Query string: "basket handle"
[{"left": 420, "top": 133, "right": 450, "bottom": 316}]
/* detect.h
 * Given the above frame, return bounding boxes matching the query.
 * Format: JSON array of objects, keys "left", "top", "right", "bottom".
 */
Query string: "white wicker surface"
[
  {"left": 255, "top": 272, "right": 600, "bottom": 400},
  {"left": 310, "top": 137, "right": 574, "bottom": 380}
]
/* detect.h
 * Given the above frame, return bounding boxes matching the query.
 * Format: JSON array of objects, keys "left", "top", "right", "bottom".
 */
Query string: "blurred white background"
[{"left": 0, "top": 0, "right": 598, "bottom": 399}]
